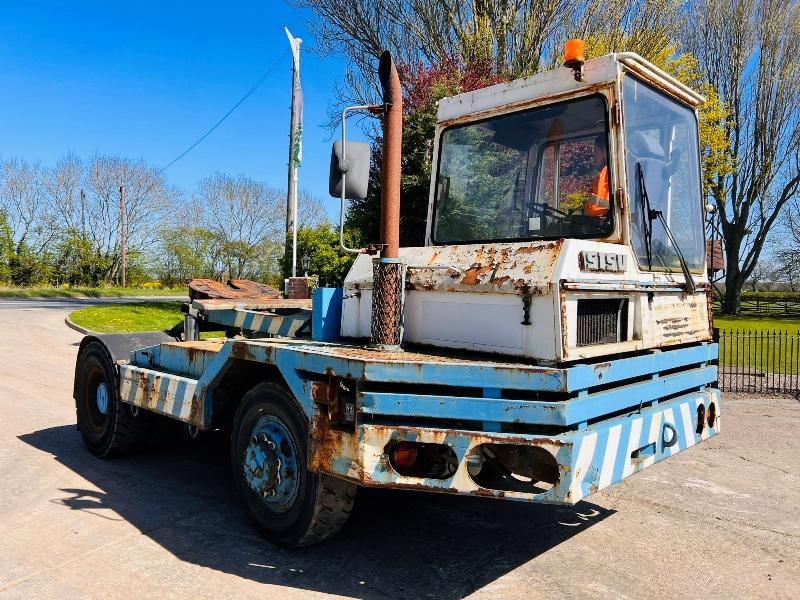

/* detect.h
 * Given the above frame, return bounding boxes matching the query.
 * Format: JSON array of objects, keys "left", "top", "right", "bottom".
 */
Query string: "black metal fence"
[
  {"left": 716, "top": 328, "right": 800, "bottom": 395},
  {"left": 713, "top": 298, "right": 800, "bottom": 316}
]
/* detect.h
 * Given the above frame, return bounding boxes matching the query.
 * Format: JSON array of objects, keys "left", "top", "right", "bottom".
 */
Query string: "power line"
[{"left": 161, "top": 50, "right": 291, "bottom": 171}]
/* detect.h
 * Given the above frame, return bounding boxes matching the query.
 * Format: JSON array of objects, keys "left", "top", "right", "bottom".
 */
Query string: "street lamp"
[{"left": 300, "top": 254, "right": 311, "bottom": 277}]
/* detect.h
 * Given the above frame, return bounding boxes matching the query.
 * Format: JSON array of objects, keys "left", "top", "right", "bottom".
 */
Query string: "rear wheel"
[
  {"left": 230, "top": 382, "right": 356, "bottom": 547},
  {"left": 74, "top": 340, "right": 137, "bottom": 457}
]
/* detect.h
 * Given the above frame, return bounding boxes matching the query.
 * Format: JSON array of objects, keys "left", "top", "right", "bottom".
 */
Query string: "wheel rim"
[
  {"left": 96, "top": 382, "right": 110, "bottom": 415},
  {"left": 84, "top": 365, "right": 110, "bottom": 433},
  {"left": 242, "top": 415, "right": 300, "bottom": 513}
]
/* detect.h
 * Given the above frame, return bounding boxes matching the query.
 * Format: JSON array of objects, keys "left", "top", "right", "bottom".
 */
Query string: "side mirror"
[{"left": 329, "top": 140, "right": 371, "bottom": 200}]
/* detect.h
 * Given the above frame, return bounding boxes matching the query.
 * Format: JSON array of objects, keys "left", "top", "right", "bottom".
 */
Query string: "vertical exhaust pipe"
[
  {"left": 371, "top": 51, "right": 404, "bottom": 350},
  {"left": 379, "top": 51, "right": 402, "bottom": 259}
]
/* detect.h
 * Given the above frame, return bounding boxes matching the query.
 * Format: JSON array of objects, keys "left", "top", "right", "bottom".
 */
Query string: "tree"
[
  {"left": 294, "top": 0, "right": 685, "bottom": 112},
  {"left": 8, "top": 241, "right": 51, "bottom": 286},
  {"left": 281, "top": 223, "right": 358, "bottom": 287},
  {"left": 746, "top": 260, "right": 770, "bottom": 291},
  {"left": 0, "top": 210, "right": 13, "bottom": 283},
  {"left": 0, "top": 149, "right": 325, "bottom": 288},
  {"left": 193, "top": 175, "right": 325, "bottom": 282},
  {"left": 155, "top": 226, "right": 218, "bottom": 286},
  {"left": 85, "top": 155, "right": 176, "bottom": 284},
  {"left": 196, "top": 173, "right": 283, "bottom": 279},
  {"left": 682, "top": 0, "right": 800, "bottom": 313},
  {"left": 0, "top": 158, "right": 56, "bottom": 255},
  {"left": 51, "top": 229, "right": 111, "bottom": 286},
  {"left": 46, "top": 153, "right": 85, "bottom": 235},
  {"left": 771, "top": 203, "right": 800, "bottom": 290},
  {"left": 561, "top": 0, "right": 684, "bottom": 65}
]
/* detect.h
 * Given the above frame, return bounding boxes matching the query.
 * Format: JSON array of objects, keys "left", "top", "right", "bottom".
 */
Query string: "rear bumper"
[{"left": 311, "top": 387, "right": 721, "bottom": 504}]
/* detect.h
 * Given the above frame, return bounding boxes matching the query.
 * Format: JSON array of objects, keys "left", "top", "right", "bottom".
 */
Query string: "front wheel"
[
  {"left": 230, "top": 382, "right": 356, "bottom": 547},
  {"left": 74, "top": 340, "right": 137, "bottom": 457}
]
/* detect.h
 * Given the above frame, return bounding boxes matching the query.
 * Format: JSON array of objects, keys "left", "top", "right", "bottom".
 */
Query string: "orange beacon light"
[{"left": 564, "top": 39, "right": 586, "bottom": 81}]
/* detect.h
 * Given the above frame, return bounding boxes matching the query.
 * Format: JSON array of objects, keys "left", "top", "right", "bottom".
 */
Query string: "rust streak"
[{"left": 461, "top": 265, "right": 492, "bottom": 285}]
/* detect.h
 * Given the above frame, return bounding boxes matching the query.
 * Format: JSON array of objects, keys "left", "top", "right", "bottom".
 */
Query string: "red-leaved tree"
[{"left": 345, "top": 58, "right": 507, "bottom": 247}]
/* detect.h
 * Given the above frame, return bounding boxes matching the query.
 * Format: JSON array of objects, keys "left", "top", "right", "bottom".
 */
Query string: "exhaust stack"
[{"left": 370, "top": 51, "right": 404, "bottom": 350}]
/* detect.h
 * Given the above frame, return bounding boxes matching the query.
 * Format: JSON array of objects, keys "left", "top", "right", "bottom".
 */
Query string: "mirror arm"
[{"left": 338, "top": 104, "right": 380, "bottom": 255}]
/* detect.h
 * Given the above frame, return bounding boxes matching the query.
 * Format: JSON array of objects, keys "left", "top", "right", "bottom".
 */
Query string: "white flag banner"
[{"left": 285, "top": 27, "right": 303, "bottom": 169}]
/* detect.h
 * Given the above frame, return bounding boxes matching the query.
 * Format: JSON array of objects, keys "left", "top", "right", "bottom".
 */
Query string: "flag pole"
[{"left": 285, "top": 27, "right": 302, "bottom": 279}]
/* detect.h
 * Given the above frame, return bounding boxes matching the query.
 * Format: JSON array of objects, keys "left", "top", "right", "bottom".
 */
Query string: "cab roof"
[{"left": 436, "top": 52, "right": 705, "bottom": 125}]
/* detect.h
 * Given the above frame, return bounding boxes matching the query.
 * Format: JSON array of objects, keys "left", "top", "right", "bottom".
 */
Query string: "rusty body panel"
[
  {"left": 308, "top": 387, "right": 720, "bottom": 505},
  {"left": 343, "top": 238, "right": 713, "bottom": 362},
  {"left": 119, "top": 364, "right": 201, "bottom": 426},
  {"left": 404, "top": 240, "right": 561, "bottom": 295},
  {"left": 192, "top": 298, "right": 312, "bottom": 311},
  {"left": 115, "top": 322, "right": 720, "bottom": 504},
  {"left": 189, "top": 297, "right": 312, "bottom": 339},
  {"left": 343, "top": 241, "right": 561, "bottom": 296},
  {"left": 188, "top": 278, "right": 280, "bottom": 301}
]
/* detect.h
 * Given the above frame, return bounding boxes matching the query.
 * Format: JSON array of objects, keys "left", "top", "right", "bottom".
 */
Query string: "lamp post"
[{"left": 300, "top": 254, "right": 310, "bottom": 277}]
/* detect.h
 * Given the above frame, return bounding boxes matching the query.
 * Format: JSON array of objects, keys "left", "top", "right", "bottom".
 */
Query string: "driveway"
[{"left": 0, "top": 298, "right": 798, "bottom": 599}]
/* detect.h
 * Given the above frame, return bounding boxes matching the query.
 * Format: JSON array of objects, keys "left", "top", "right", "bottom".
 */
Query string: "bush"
[
  {"left": 739, "top": 291, "right": 800, "bottom": 303},
  {"left": 281, "top": 224, "right": 357, "bottom": 288}
]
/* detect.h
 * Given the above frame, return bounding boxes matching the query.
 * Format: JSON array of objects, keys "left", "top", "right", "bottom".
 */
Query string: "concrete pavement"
[{"left": 0, "top": 298, "right": 798, "bottom": 599}]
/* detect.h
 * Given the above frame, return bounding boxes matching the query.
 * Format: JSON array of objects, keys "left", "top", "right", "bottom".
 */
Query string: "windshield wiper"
[
  {"left": 636, "top": 163, "right": 654, "bottom": 270},
  {"left": 636, "top": 162, "right": 696, "bottom": 294}
]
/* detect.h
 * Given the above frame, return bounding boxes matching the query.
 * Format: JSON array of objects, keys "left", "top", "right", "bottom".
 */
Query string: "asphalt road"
[
  {"left": 0, "top": 296, "right": 186, "bottom": 311},
  {"left": 0, "top": 298, "right": 798, "bottom": 599}
]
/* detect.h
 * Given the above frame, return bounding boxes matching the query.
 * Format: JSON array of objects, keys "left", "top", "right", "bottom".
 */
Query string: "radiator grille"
[{"left": 576, "top": 299, "right": 628, "bottom": 347}]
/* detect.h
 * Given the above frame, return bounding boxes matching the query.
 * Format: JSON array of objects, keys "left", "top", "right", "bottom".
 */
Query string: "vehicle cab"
[{"left": 341, "top": 51, "right": 712, "bottom": 363}]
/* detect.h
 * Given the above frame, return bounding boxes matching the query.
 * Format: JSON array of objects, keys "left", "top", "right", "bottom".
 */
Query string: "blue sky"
[{"left": 0, "top": 1, "right": 364, "bottom": 216}]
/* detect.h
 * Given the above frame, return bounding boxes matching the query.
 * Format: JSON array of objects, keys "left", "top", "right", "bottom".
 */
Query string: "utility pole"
[
  {"left": 285, "top": 27, "right": 303, "bottom": 278},
  {"left": 119, "top": 185, "right": 127, "bottom": 288},
  {"left": 80, "top": 189, "right": 86, "bottom": 237}
]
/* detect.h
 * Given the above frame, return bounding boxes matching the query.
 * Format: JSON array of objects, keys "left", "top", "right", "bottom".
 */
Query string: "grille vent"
[{"left": 576, "top": 299, "right": 628, "bottom": 347}]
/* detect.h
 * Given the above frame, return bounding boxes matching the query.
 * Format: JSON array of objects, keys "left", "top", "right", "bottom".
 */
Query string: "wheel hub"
[
  {"left": 95, "top": 382, "right": 109, "bottom": 415},
  {"left": 242, "top": 416, "right": 299, "bottom": 512}
]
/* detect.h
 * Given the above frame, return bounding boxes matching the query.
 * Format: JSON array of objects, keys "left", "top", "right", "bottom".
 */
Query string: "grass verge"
[
  {"left": 713, "top": 314, "right": 800, "bottom": 333},
  {"left": 714, "top": 313, "right": 800, "bottom": 374},
  {"left": 0, "top": 286, "right": 186, "bottom": 299},
  {"left": 69, "top": 302, "right": 185, "bottom": 333},
  {"left": 69, "top": 302, "right": 225, "bottom": 339}
]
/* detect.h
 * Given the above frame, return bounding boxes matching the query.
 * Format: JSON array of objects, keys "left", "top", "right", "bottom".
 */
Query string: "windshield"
[
  {"left": 624, "top": 76, "right": 704, "bottom": 272},
  {"left": 432, "top": 95, "right": 612, "bottom": 244}
]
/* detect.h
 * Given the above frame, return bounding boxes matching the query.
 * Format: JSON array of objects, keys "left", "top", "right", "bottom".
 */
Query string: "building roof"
[{"left": 707, "top": 240, "right": 725, "bottom": 272}]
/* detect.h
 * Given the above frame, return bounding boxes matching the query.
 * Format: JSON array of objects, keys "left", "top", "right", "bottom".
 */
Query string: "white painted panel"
[{"left": 419, "top": 300, "right": 523, "bottom": 349}]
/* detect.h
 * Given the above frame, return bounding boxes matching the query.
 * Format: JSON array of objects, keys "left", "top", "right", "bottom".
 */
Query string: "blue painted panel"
[
  {"left": 564, "top": 344, "right": 718, "bottom": 392},
  {"left": 362, "top": 361, "right": 567, "bottom": 391},
  {"left": 282, "top": 342, "right": 715, "bottom": 393},
  {"left": 125, "top": 335, "right": 718, "bottom": 436},
  {"left": 562, "top": 365, "right": 716, "bottom": 423},
  {"left": 312, "top": 288, "right": 343, "bottom": 342},
  {"left": 360, "top": 365, "right": 717, "bottom": 426},
  {"left": 361, "top": 392, "right": 566, "bottom": 425}
]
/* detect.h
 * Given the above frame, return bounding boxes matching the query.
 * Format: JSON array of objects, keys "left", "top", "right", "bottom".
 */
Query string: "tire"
[
  {"left": 74, "top": 340, "right": 138, "bottom": 457},
  {"left": 230, "top": 382, "right": 356, "bottom": 548}
]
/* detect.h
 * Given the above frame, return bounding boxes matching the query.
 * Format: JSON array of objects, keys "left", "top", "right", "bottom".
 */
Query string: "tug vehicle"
[{"left": 73, "top": 42, "right": 720, "bottom": 547}]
